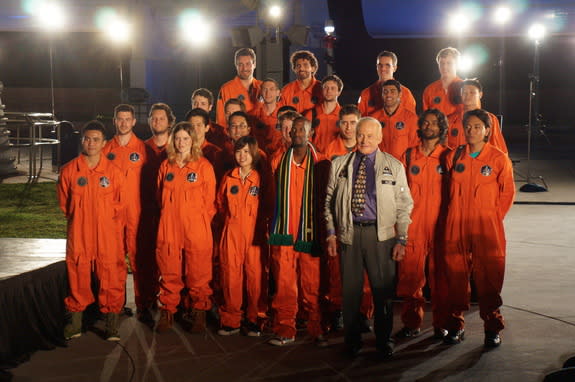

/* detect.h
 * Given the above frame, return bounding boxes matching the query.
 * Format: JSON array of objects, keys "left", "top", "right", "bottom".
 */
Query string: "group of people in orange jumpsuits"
[{"left": 59, "top": 46, "right": 514, "bottom": 355}]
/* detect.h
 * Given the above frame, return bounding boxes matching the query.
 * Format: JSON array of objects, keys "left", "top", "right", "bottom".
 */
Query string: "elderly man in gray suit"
[{"left": 324, "top": 116, "right": 413, "bottom": 358}]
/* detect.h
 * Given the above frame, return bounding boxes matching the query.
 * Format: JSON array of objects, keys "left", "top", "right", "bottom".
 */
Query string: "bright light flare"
[
  {"left": 324, "top": 19, "right": 335, "bottom": 35},
  {"left": 458, "top": 54, "right": 474, "bottom": 74},
  {"left": 269, "top": 5, "right": 282, "bottom": 20},
  {"left": 448, "top": 12, "right": 471, "bottom": 35},
  {"left": 493, "top": 6, "right": 512, "bottom": 25},
  {"left": 31, "top": 1, "right": 67, "bottom": 31},
  {"left": 528, "top": 23, "right": 546, "bottom": 42},
  {"left": 179, "top": 10, "right": 212, "bottom": 47},
  {"left": 106, "top": 18, "right": 132, "bottom": 44}
]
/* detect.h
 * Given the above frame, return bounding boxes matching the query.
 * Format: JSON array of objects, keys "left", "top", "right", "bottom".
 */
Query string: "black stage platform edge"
[{"left": 0, "top": 260, "right": 68, "bottom": 371}]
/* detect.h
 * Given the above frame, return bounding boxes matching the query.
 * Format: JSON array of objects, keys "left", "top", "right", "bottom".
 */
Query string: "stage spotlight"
[
  {"left": 36, "top": 1, "right": 67, "bottom": 31},
  {"left": 269, "top": 5, "right": 282, "bottom": 21},
  {"left": 528, "top": 23, "right": 546, "bottom": 42},
  {"left": 494, "top": 5, "right": 512, "bottom": 25},
  {"left": 105, "top": 17, "right": 132, "bottom": 44},
  {"left": 324, "top": 19, "right": 335, "bottom": 36},
  {"left": 179, "top": 10, "right": 211, "bottom": 47},
  {"left": 448, "top": 12, "right": 471, "bottom": 35}
]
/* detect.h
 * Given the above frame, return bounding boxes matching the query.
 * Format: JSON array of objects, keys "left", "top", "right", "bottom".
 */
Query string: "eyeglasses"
[{"left": 230, "top": 124, "right": 249, "bottom": 130}]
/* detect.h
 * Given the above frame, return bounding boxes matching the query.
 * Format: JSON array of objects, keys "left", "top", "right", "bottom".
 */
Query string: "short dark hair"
[
  {"left": 262, "top": 77, "right": 280, "bottom": 88},
  {"left": 234, "top": 48, "right": 256, "bottom": 63},
  {"left": 322, "top": 74, "right": 344, "bottom": 92},
  {"left": 463, "top": 109, "right": 492, "bottom": 142},
  {"left": 290, "top": 50, "right": 318, "bottom": 70},
  {"left": 417, "top": 109, "right": 448, "bottom": 142},
  {"left": 278, "top": 105, "right": 297, "bottom": 115},
  {"left": 82, "top": 120, "right": 107, "bottom": 138},
  {"left": 462, "top": 78, "right": 483, "bottom": 93},
  {"left": 185, "top": 108, "right": 210, "bottom": 126},
  {"left": 228, "top": 110, "right": 250, "bottom": 127},
  {"left": 114, "top": 104, "right": 135, "bottom": 118},
  {"left": 224, "top": 98, "right": 246, "bottom": 113},
  {"left": 376, "top": 51, "right": 398, "bottom": 66},
  {"left": 233, "top": 135, "right": 260, "bottom": 166},
  {"left": 149, "top": 103, "right": 175, "bottom": 125},
  {"left": 382, "top": 79, "right": 401, "bottom": 92},
  {"left": 339, "top": 104, "right": 361, "bottom": 120},
  {"left": 191, "top": 88, "right": 214, "bottom": 106}
]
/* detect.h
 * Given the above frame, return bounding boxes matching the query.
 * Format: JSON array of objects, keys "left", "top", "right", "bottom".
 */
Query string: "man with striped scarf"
[{"left": 268, "top": 116, "right": 331, "bottom": 346}]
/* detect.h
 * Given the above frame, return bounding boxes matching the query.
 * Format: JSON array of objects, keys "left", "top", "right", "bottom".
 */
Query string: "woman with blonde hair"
[{"left": 155, "top": 122, "right": 217, "bottom": 333}]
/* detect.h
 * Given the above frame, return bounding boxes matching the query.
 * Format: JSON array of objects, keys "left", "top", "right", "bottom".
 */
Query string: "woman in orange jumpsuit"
[
  {"left": 216, "top": 136, "right": 269, "bottom": 336},
  {"left": 155, "top": 122, "right": 216, "bottom": 333},
  {"left": 442, "top": 109, "right": 514, "bottom": 347}
]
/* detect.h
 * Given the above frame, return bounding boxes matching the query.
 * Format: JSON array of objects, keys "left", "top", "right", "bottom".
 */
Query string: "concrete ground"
[{"left": 2, "top": 123, "right": 575, "bottom": 381}]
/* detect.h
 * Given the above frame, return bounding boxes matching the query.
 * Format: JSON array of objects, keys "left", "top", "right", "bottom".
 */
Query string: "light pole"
[
  {"left": 520, "top": 23, "right": 548, "bottom": 192},
  {"left": 493, "top": 5, "right": 512, "bottom": 116}
]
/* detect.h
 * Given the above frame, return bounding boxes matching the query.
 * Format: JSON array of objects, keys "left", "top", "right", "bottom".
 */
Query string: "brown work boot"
[
  {"left": 188, "top": 309, "right": 206, "bottom": 334},
  {"left": 156, "top": 310, "right": 173, "bottom": 332}
]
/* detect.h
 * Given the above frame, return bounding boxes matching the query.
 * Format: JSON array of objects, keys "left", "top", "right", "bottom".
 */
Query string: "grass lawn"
[{"left": 0, "top": 182, "right": 66, "bottom": 238}]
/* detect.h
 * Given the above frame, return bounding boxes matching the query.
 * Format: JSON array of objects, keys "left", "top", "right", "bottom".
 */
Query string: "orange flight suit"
[
  {"left": 156, "top": 157, "right": 216, "bottom": 313},
  {"left": 250, "top": 103, "right": 283, "bottom": 155},
  {"left": 102, "top": 134, "right": 147, "bottom": 310},
  {"left": 305, "top": 103, "right": 341, "bottom": 153},
  {"left": 370, "top": 107, "right": 419, "bottom": 160},
  {"left": 136, "top": 138, "right": 167, "bottom": 310},
  {"left": 58, "top": 155, "right": 126, "bottom": 314},
  {"left": 270, "top": 150, "right": 330, "bottom": 338},
  {"left": 206, "top": 121, "right": 228, "bottom": 150},
  {"left": 217, "top": 167, "right": 269, "bottom": 328},
  {"left": 358, "top": 82, "right": 417, "bottom": 116},
  {"left": 443, "top": 143, "right": 515, "bottom": 333},
  {"left": 447, "top": 107, "right": 508, "bottom": 154},
  {"left": 422, "top": 78, "right": 463, "bottom": 117},
  {"left": 324, "top": 136, "right": 354, "bottom": 161},
  {"left": 281, "top": 78, "right": 323, "bottom": 115},
  {"left": 216, "top": 76, "right": 262, "bottom": 126},
  {"left": 398, "top": 144, "right": 451, "bottom": 331}
]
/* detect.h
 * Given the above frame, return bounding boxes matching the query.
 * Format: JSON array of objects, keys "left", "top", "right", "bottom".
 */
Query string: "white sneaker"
[{"left": 268, "top": 336, "right": 295, "bottom": 346}]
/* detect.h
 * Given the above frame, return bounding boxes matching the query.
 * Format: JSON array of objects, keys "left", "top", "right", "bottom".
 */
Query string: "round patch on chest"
[
  {"left": 99, "top": 176, "right": 110, "bottom": 188},
  {"left": 107, "top": 152, "right": 116, "bottom": 161},
  {"left": 238, "top": 94, "right": 245, "bottom": 101},
  {"left": 230, "top": 185, "right": 239, "bottom": 194},
  {"left": 129, "top": 152, "right": 140, "bottom": 162},
  {"left": 77, "top": 176, "right": 88, "bottom": 186},
  {"left": 481, "top": 165, "right": 493, "bottom": 176},
  {"left": 292, "top": 96, "right": 299, "bottom": 104},
  {"left": 410, "top": 165, "right": 420, "bottom": 175},
  {"left": 187, "top": 172, "right": 198, "bottom": 182},
  {"left": 433, "top": 96, "right": 441, "bottom": 104},
  {"left": 166, "top": 172, "right": 174, "bottom": 182},
  {"left": 455, "top": 163, "right": 465, "bottom": 173},
  {"left": 451, "top": 128, "right": 459, "bottom": 137},
  {"left": 395, "top": 121, "right": 405, "bottom": 130},
  {"left": 249, "top": 186, "right": 259, "bottom": 196}
]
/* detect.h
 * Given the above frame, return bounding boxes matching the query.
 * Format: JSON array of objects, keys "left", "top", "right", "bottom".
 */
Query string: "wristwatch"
[{"left": 396, "top": 235, "right": 408, "bottom": 246}]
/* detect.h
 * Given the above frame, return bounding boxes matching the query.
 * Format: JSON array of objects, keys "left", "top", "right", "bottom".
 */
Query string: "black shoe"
[
  {"left": 433, "top": 327, "right": 448, "bottom": 339},
  {"left": 443, "top": 329, "right": 465, "bottom": 344},
  {"left": 344, "top": 343, "right": 363, "bottom": 358},
  {"left": 484, "top": 331, "right": 501, "bottom": 348},
  {"left": 137, "top": 308, "right": 155, "bottom": 328},
  {"left": 394, "top": 326, "right": 421, "bottom": 339},
  {"left": 376, "top": 339, "right": 395, "bottom": 359},
  {"left": 359, "top": 314, "right": 372, "bottom": 333}
]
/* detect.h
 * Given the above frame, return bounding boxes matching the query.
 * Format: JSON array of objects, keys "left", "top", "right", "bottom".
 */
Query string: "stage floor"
[{"left": 0, "top": 203, "right": 573, "bottom": 382}]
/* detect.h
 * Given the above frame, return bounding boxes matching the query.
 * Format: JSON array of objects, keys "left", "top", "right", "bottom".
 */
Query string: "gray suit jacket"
[{"left": 324, "top": 149, "right": 413, "bottom": 245}]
